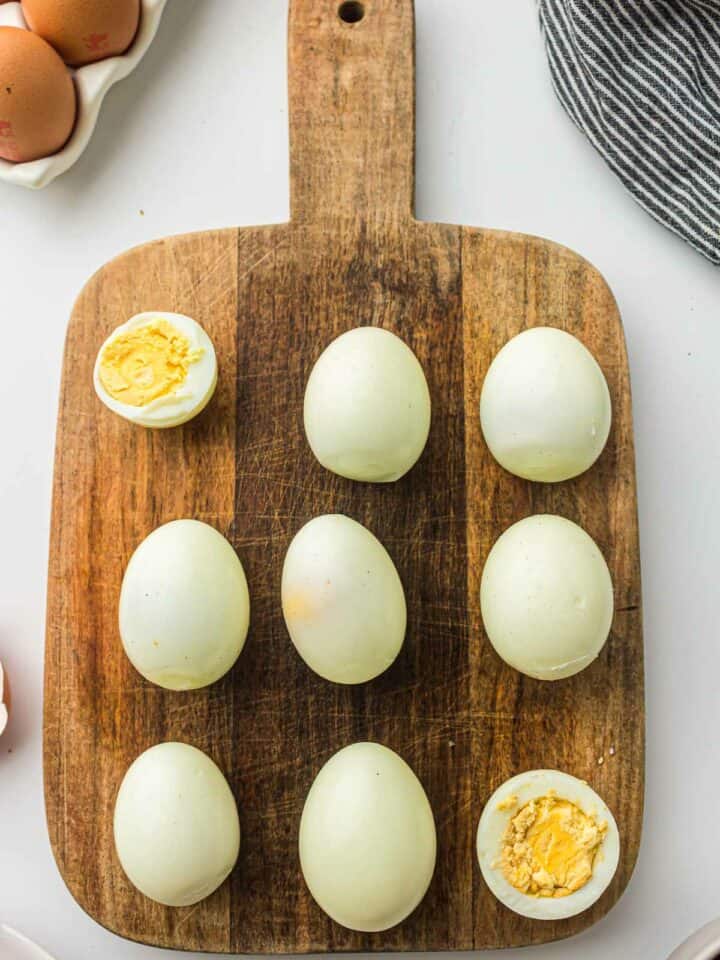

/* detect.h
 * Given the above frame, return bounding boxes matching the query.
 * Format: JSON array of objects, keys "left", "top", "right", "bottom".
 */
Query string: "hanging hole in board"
[{"left": 338, "top": 1, "right": 365, "bottom": 24}]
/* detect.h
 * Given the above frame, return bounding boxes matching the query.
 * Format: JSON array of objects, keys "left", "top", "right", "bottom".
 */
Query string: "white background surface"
[{"left": 0, "top": 1, "right": 718, "bottom": 958}]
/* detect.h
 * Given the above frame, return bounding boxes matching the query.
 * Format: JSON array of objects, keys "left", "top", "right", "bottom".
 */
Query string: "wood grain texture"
[{"left": 44, "top": 0, "right": 644, "bottom": 953}]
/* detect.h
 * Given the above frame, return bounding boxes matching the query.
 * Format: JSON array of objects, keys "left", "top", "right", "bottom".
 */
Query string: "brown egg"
[
  {"left": 0, "top": 27, "right": 76, "bottom": 163},
  {"left": 21, "top": 0, "right": 141, "bottom": 67}
]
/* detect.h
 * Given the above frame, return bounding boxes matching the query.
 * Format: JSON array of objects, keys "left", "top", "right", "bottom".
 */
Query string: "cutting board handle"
[{"left": 288, "top": 0, "right": 416, "bottom": 224}]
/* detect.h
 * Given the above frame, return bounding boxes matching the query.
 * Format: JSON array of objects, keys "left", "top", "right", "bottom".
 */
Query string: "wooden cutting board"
[{"left": 44, "top": 0, "right": 644, "bottom": 953}]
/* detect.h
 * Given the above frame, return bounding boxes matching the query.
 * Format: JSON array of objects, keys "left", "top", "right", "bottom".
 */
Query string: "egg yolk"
[
  {"left": 98, "top": 319, "right": 201, "bottom": 407},
  {"left": 501, "top": 794, "right": 607, "bottom": 898}
]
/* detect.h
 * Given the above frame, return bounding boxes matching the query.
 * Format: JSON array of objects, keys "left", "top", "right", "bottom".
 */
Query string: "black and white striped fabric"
[{"left": 538, "top": 0, "right": 720, "bottom": 264}]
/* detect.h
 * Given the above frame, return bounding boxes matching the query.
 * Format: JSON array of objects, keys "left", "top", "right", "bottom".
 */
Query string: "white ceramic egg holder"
[
  {"left": 0, "top": 0, "right": 167, "bottom": 189},
  {"left": 0, "top": 925, "right": 57, "bottom": 959}
]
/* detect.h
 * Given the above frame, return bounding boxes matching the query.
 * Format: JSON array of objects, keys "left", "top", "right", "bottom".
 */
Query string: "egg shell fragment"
[
  {"left": 299, "top": 742, "right": 437, "bottom": 932},
  {"left": 480, "top": 514, "right": 614, "bottom": 680},
  {"left": 114, "top": 742, "right": 241, "bottom": 907},
  {"left": 480, "top": 326, "right": 612, "bottom": 482},
  {"left": 476, "top": 769, "right": 620, "bottom": 920},
  {"left": 282, "top": 514, "right": 406, "bottom": 684},
  {"left": 119, "top": 520, "right": 250, "bottom": 691},
  {"left": 304, "top": 326, "right": 432, "bottom": 483}
]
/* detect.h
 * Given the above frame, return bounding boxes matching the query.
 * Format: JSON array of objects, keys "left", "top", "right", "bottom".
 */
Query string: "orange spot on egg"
[{"left": 283, "top": 591, "right": 319, "bottom": 623}]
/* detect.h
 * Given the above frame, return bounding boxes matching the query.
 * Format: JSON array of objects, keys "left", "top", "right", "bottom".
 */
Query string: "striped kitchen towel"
[{"left": 538, "top": 0, "right": 720, "bottom": 264}]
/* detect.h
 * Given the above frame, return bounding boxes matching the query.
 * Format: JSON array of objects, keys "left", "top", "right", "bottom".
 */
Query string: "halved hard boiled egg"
[
  {"left": 299, "top": 742, "right": 436, "bottom": 932},
  {"left": 476, "top": 769, "right": 620, "bottom": 920},
  {"left": 114, "top": 742, "right": 240, "bottom": 907},
  {"left": 282, "top": 514, "right": 406, "bottom": 684},
  {"left": 480, "top": 514, "right": 614, "bottom": 680},
  {"left": 120, "top": 520, "right": 250, "bottom": 691},
  {"left": 304, "top": 327, "right": 431, "bottom": 483},
  {"left": 93, "top": 312, "right": 217, "bottom": 428},
  {"left": 480, "top": 327, "right": 612, "bottom": 482}
]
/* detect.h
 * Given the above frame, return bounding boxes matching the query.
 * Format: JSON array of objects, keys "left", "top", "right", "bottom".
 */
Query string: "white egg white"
[
  {"left": 113, "top": 742, "right": 240, "bottom": 907},
  {"left": 299, "top": 742, "right": 437, "bottom": 932},
  {"left": 93, "top": 311, "right": 217, "bottom": 428},
  {"left": 120, "top": 519, "right": 250, "bottom": 691},
  {"left": 480, "top": 326, "right": 612, "bottom": 482},
  {"left": 282, "top": 514, "right": 406, "bottom": 684},
  {"left": 476, "top": 769, "right": 620, "bottom": 921},
  {"left": 480, "top": 514, "right": 614, "bottom": 680},
  {"left": 303, "top": 326, "right": 431, "bottom": 483}
]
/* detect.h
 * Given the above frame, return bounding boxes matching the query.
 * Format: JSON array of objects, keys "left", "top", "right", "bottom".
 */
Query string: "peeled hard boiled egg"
[
  {"left": 299, "top": 742, "right": 436, "bottom": 932},
  {"left": 0, "top": 27, "right": 76, "bottom": 163},
  {"left": 114, "top": 742, "right": 240, "bottom": 907},
  {"left": 282, "top": 514, "right": 406, "bottom": 684},
  {"left": 120, "top": 520, "right": 250, "bottom": 691},
  {"left": 304, "top": 327, "right": 431, "bottom": 483},
  {"left": 480, "top": 514, "right": 613, "bottom": 680},
  {"left": 480, "top": 327, "right": 611, "bottom": 482},
  {"left": 93, "top": 312, "right": 217, "bottom": 429},
  {"left": 22, "top": 0, "right": 140, "bottom": 66},
  {"left": 476, "top": 769, "right": 620, "bottom": 920}
]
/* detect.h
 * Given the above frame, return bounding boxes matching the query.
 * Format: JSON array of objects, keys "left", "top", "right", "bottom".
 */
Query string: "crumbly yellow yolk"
[
  {"left": 501, "top": 795, "right": 607, "bottom": 898},
  {"left": 98, "top": 319, "right": 201, "bottom": 407}
]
